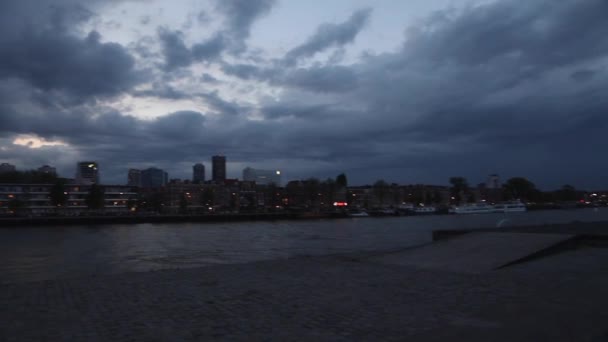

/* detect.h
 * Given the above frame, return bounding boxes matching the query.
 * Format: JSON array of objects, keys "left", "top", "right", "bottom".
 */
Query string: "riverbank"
[
  {"left": 0, "top": 211, "right": 355, "bottom": 227},
  {"left": 2, "top": 225, "right": 607, "bottom": 341},
  {"left": 1, "top": 206, "right": 604, "bottom": 228}
]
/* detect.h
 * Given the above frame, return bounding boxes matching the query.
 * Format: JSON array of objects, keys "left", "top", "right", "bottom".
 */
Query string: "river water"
[{"left": 1, "top": 208, "right": 608, "bottom": 284}]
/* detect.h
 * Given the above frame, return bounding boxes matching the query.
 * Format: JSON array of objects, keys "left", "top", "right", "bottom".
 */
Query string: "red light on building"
[{"left": 333, "top": 202, "right": 348, "bottom": 207}]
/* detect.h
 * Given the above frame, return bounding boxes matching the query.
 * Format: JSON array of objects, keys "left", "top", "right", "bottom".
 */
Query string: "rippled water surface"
[{"left": 1, "top": 208, "right": 607, "bottom": 284}]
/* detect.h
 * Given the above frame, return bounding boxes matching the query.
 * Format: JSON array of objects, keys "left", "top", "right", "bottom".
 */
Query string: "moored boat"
[
  {"left": 449, "top": 203, "right": 494, "bottom": 214},
  {"left": 413, "top": 206, "right": 437, "bottom": 215},
  {"left": 368, "top": 208, "right": 396, "bottom": 216},
  {"left": 492, "top": 200, "right": 527, "bottom": 213},
  {"left": 450, "top": 201, "right": 527, "bottom": 214},
  {"left": 348, "top": 210, "right": 370, "bottom": 217}
]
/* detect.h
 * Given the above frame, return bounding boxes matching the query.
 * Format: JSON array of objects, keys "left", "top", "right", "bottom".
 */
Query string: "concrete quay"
[{"left": 2, "top": 229, "right": 608, "bottom": 341}]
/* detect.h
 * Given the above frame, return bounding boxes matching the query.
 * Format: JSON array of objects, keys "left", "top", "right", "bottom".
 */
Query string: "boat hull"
[{"left": 450, "top": 202, "right": 527, "bottom": 214}]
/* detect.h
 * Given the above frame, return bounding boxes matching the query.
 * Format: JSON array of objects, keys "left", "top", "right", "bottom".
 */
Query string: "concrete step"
[{"left": 371, "top": 232, "right": 575, "bottom": 273}]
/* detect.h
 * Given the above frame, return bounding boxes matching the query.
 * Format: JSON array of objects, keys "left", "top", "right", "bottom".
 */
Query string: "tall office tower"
[
  {"left": 212, "top": 155, "right": 226, "bottom": 183},
  {"left": 193, "top": 163, "right": 205, "bottom": 183},
  {"left": 141, "top": 167, "right": 168, "bottom": 188},
  {"left": 242, "top": 167, "right": 282, "bottom": 186},
  {"left": 76, "top": 161, "right": 99, "bottom": 185},
  {"left": 127, "top": 169, "right": 142, "bottom": 187}
]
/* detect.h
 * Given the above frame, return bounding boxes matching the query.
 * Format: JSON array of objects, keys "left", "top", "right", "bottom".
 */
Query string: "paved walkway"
[{"left": 2, "top": 237, "right": 608, "bottom": 341}]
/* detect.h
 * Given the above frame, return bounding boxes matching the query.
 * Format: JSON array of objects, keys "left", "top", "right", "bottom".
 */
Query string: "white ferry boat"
[
  {"left": 450, "top": 201, "right": 527, "bottom": 214},
  {"left": 492, "top": 201, "right": 527, "bottom": 213},
  {"left": 449, "top": 203, "right": 495, "bottom": 214}
]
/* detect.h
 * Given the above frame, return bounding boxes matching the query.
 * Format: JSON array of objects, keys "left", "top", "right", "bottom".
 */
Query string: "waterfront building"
[
  {"left": 141, "top": 167, "right": 168, "bottom": 188},
  {"left": 127, "top": 169, "right": 142, "bottom": 187},
  {"left": 0, "top": 163, "right": 16, "bottom": 173},
  {"left": 193, "top": 163, "right": 205, "bottom": 183},
  {"left": 242, "top": 167, "right": 282, "bottom": 186},
  {"left": 0, "top": 183, "right": 137, "bottom": 215},
  {"left": 75, "top": 161, "right": 99, "bottom": 185},
  {"left": 37, "top": 165, "right": 56, "bottom": 175},
  {"left": 212, "top": 155, "right": 226, "bottom": 183},
  {"left": 163, "top": 181, "right": 206, "bottom": 214}
]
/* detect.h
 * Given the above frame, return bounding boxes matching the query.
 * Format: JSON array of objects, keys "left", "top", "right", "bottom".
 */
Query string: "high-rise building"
[
  {"left": 127, "top": 169, "right": 142, "bottom": 187},
  {"left": 0, "top": 163, "right": 16, "bottom": 173},
  {"left": 38, "top": 165, "right": 56, "bottom": 175},
  {"left": 243, "top": 167, "right": 282, "bottom": 186},
  {"left": 141, "top": 167, "right": 168, "bottom": 188},
  {"left": 486, "top": 174, "right": 501, "bottom": 189},
  {"left": 193, "top": 163, "right": 205, "bottom": 183},
  {"left": 212, "top": 155, "right": 226, "bottom": 183},
  {"left": 76, "top": 161, "right": 99, "bottom": 184}
]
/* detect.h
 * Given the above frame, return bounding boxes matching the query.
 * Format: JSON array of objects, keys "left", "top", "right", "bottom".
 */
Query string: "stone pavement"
[{"left": 1, "top": 237, "right": 608, "bottom": 341}]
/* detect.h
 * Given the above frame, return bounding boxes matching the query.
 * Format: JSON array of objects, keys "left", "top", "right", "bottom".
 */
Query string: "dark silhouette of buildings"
[
  {"left": 193, "top": 163, "right": 205, "bottom": 183},
  {"left": 37, "top": 165, "right": 56, "bottom": 175},
  {"left": 243, "top": 167, "right": 282, "bottom": 186},
  {"left": 141, "top": 167, "right": 168, "bottom": 188},
  {"left": 127, "top": 169, "right": 142, "bottom": 187},
  {"left": 76, "top": 161, "right": 99, "bottom": 185},
  {"left": 212, "top": 156, "right": 226, "bottom": 183}
]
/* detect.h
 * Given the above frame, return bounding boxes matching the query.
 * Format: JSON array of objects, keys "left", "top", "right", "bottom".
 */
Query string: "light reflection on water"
[{"left": 1, "top": 208, "right": 607, "bottom": 284}]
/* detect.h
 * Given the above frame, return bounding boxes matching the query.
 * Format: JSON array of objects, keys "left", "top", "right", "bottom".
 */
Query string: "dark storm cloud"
[
  {"left": 157, "top": 0, "right": 275, "bottom": 70},
  {"left": 133, "top": 83, "right": 190, "bottom": 100},
  {"left": 262, "top": 103, "right": 332, "bottom": 120},
  {"left": 147, "top": 111, "right": 207, "bottom": 139},
  {"left": 0, "top": 1, "right": 90, "bottom": 35},
  {"left": 0, "top": 100, "right": 139, "bottom": 142},
  {"left": 226, "top": 0, "right": 608, "bottom": 187},
  {"left": 201, "top": 73, "right": 219, "bottom": 83},
  {"left": 158, "top": 28, "right": 228, "bottom": 70},
  {"left": 405, "top": 0, "right": 608, "bottom": 72},
  {"left": 160, "top": 31, "right": 234, "bottom": 71},
  {"left": 0, "top": 1, "right": 143, "bottom": 100},
  {"left": 283, "top": 65, "right": 358, "bottom": 93},
  {"left": 221, "top": 62, "right": 358, "bottom": 93},
  {"left": 284, "top": 8, "right": 372, "bottom": 65},
  {"left": 570, "top": 69, "right": 597, "bottom": 83},
  {"left": 158, "top": 28, "right": 193, "bottom": 70},
  {"left": 191, "top": 34, "right": 226, "bottom": 61},
  {"left": 221, "top": 63, "right": 270, "bottom": 80},
  {"left": 198, "top": 92, "right": 243, "bottom": 116},
  {"left": 4, "top": 0, "right": 608, "bottom": 188},
  {"left": 335, "top": 0, "right": 608, "bottom": 187},
  {"left": 213, "top": 0, "right": 276, "bottom": 53},
  {"left": 197, "top": 10, "right": 210, "bottom": 24},
  {"left": 0, "top": 30, "right": 139, "bottom": 99}
]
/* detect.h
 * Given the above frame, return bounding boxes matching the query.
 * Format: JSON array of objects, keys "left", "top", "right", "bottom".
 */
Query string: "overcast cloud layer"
[{"left": 1, "top": 0, "right": 607, "bottom": 189}]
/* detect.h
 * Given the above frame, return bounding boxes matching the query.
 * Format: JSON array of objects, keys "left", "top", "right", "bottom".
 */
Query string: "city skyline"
[
  {"left": 1, "top": 159, "right": 604, "bottom": 192},
  {"left": 1, "top": 0, "right": 607, "bottom": 189}
]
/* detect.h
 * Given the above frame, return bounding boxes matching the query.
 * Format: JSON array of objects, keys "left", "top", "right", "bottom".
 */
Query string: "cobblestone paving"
[{"left": 1, "top": 252, "right": 608, "bottom": 341}]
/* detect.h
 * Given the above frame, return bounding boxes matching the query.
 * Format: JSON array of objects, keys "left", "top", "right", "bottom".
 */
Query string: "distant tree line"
[{"left": 447, "top": 176, "right": 585, "bottom": 203}]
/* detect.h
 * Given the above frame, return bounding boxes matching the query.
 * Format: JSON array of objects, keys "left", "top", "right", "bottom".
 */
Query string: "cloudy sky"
[{"left": 0, "top": 0, "right": 607, "bottom": 189}]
